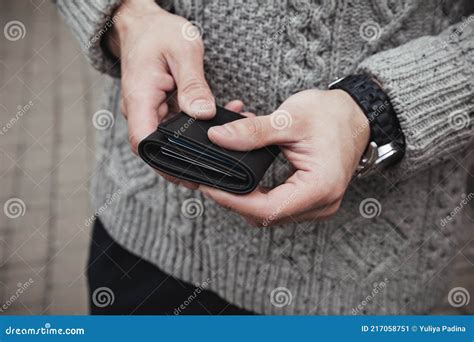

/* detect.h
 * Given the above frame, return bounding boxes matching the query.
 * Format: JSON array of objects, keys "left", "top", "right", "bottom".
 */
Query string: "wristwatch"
[{"left": 328, "top": 74, "right": 406, "bottom": 177}]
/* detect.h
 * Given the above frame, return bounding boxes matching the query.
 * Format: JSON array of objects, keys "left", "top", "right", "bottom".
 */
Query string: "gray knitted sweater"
[{"left": 56, "top": 0, "right": 473, "bottom": 314}]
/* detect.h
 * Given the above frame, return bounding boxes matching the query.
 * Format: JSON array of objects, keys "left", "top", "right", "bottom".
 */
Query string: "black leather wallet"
[{"left": 138, "top": 106, "right": 280, "bottom": 194}]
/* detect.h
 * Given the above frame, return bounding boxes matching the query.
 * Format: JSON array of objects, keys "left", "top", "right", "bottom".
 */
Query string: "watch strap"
[{"left": 329, "top": 74, "right": 405, "bottom": 154}]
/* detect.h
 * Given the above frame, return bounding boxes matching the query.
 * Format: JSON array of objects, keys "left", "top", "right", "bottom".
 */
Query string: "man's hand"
[
  {"left": 200, "top": 89, "right": 370, "bottom": 226},
  {"left": 107, "top": 0, "right": 215, "bottom": 155}
]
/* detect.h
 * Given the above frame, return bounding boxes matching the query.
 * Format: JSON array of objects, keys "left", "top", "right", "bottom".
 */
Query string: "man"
[{"left": 56, "top": 0, "right": 473, "bottom": 314}]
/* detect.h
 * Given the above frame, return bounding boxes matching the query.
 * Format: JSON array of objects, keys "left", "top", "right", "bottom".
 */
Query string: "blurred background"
[{"left": 0, "top": 0, "right": 472, "bottom": 315}]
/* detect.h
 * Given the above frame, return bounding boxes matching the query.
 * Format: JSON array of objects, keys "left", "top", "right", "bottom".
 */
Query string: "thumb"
[
  {"left": 208, "top": 109, "right": 293, "bottom": 151},
  {"left": 170, "top": 48, "right": 216, "bottom": 119}
]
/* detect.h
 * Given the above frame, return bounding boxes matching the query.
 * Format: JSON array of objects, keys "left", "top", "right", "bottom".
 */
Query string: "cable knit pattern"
[{"left": 56, "top": 0, "right": 473, "bottom": 314}]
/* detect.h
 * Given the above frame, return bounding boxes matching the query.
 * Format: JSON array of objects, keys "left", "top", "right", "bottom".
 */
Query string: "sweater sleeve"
[
  {"left": 55, "top": 0, "right": 123, "bottom": 77},
  {"left": 357, "top": 16, "right": 474, "bottom": 180}
]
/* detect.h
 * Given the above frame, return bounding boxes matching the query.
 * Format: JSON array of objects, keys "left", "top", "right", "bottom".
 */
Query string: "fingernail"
[
  {"left": 190, "top": 99, "right": 214, "bottom": 117},
  {"left": 209, "top": 124, "right": 233, "bottom": 137}
]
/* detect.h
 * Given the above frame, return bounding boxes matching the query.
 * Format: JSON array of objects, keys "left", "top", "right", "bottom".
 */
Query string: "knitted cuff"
[
  {"left": 55, "top": 0, "right": 122, "bottom": 77},
  {"left": 357, "top": 19, "right": 474, "bottom": 180}
]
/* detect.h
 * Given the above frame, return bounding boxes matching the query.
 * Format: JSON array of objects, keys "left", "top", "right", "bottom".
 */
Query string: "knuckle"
[
  {"left": 332, "top": 200, "right": 342, "bottom": 213},
  {"left": 121, "top": 74, "right": 135, "bottom": 93},
  {"left": 128, "top": 134, "right": 140, "bottom": 155},
  {"left": 120, "top": 98, "right": 127, "bottom": 116},
  {"left": 322, "top": 203, "right": 341, "bottom": 219},
  {"left": 258, "top": 205, "right": 275, "bottom": 223},
  {"left": 315, "top": 200, "right": 342, "bottom": 220},
  {"left": 125, "top": 91, "right": 145, "bottom": 105},
  {"left": 192, "top": 38, "right": 204, "bottom": 52},
  {"left": 330, "top": 181, "right": 347, "bottom": 202},
  {"left": 241, "top": 119, "right": 264, "bottom": 144},
  {"left": 246, "top": 119, "right": 262, "bottom": 135},
  {"left": 325, "top": 186, "right": 344, "bottom": 203},
  {"left": 176, "top": 38, "right": 203, "bottom": 55},
  {"left": 316, "top": 186, "right": 333, "bottom": 203},
  {"left": 256, "top": 214, "right": 268, "bottom": 224},
  {"left": 180, "top": 77, "right": 207, "bottom": 95},
  {"left": 177, "top": 42, "right": 193, "bottom": 55},
  {"left": 318, "top": 181, "right": 346, "bottom": 203}
]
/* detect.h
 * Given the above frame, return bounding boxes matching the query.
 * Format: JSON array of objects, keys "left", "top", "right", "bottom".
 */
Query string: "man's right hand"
[{"left": 106, "top": 0, "right": 216, "bottom": 155}]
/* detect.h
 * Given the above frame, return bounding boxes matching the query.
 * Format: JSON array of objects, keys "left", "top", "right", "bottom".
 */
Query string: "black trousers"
[{"left": 87, "top": 219, "right": 254, "bottom": 315}]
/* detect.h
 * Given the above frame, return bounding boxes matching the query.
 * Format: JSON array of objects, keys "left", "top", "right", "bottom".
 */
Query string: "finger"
[
  {"left": 156, "top": 171, "right": 178, "bottom": 184},
  {"left": 223, "top": 99, "right": 255, "bottom": 118},
  {"left": 224, "top": 99, "right": 244, "bottom": 113},
  {"left": 122, "top": 67, "right": 175, "bottom": 154},
  {"left": 124, "top": 94, "right": 162, "bottom": 154},
  {"left": 261, "top": 200, "right": 340, "bottom": 227},
  {"left": 169, "top": 44, "right": 216, "bottom": 119},
  {"left": 156, "top": 171, "right": 199, "bottom": 190},
  {"left": 199, "top": 169, "right": 320, "bottom": 221},
  {"left": 157, "top": 102, "right": 169, "bottom": 118},
  {"left": 176, "top": 179, "right": 199, "bottom": 190},
  {"left": 240, "top": 111, "right": 256, "bottom": 118},
  {"left": 207, "top": 110, "right": 293, "bottom": 151}
]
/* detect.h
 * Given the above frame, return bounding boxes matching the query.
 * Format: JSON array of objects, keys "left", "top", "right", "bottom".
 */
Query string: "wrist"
[
  {"left": 105, "top": 0, "right": 164, "bottom": 57},
  {"left": 331, "top": 89, "right": 370, "bottom": 167}
]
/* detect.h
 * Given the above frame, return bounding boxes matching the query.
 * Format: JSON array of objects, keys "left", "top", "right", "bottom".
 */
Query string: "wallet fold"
[{"left": 138, "top": 106, "right": 280, "bottom": 194}]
